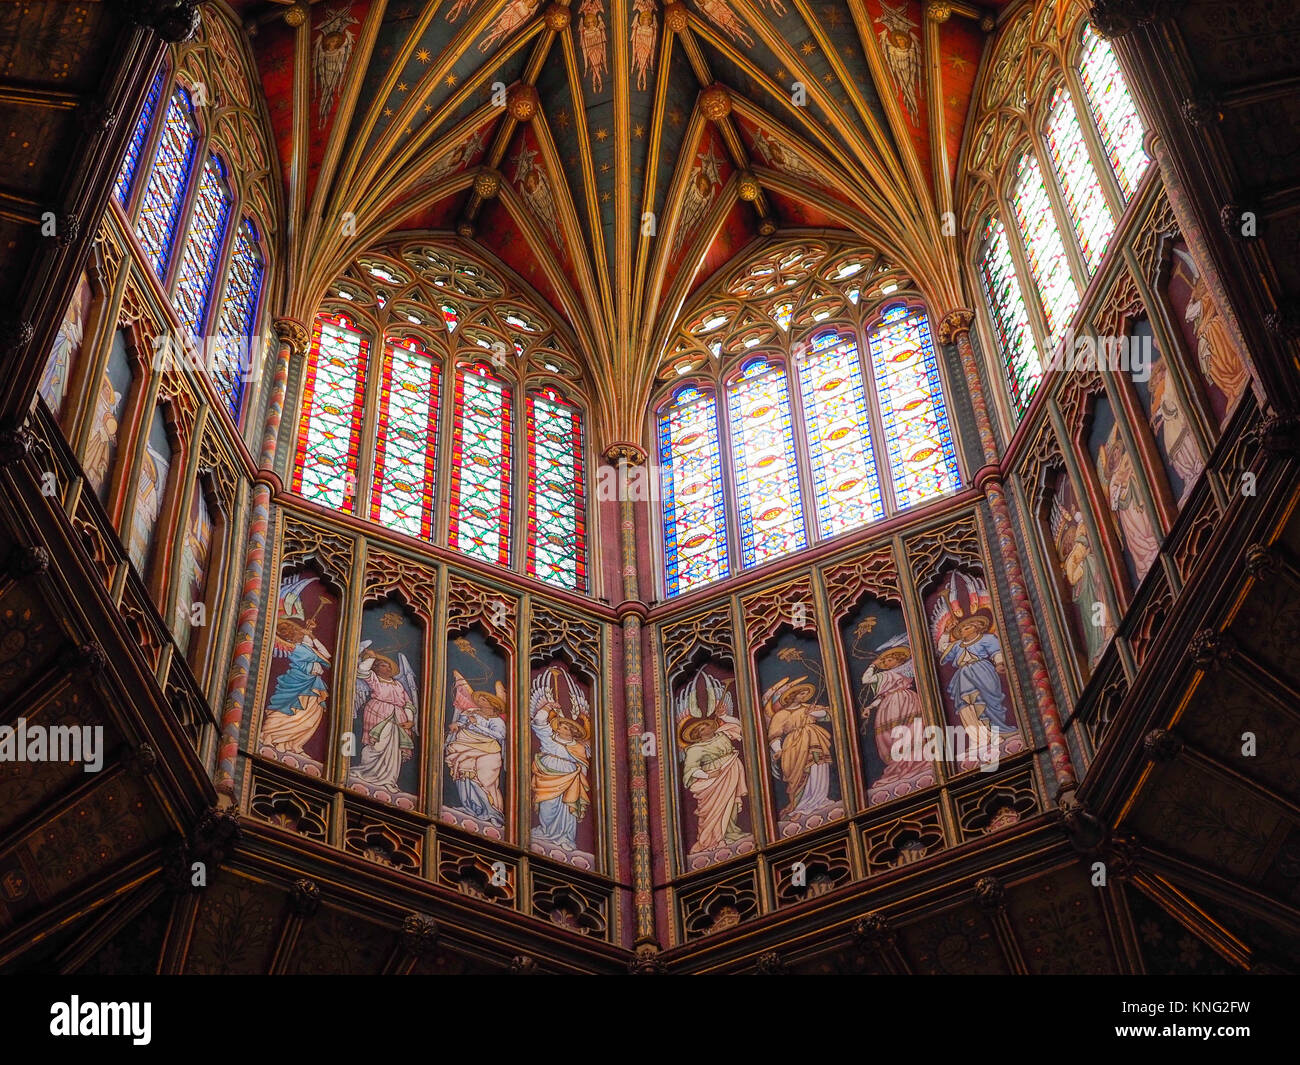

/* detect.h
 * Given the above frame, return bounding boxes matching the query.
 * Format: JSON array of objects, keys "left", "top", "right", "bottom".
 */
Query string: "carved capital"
[
  {"left": 291, "top": 878, "right": 322, "bottom": 918},
  {"left": 1244, "top": 544, "right": 1280, "bottom": 580},
  {"left": 510, "top": 954, "right": 540, "bottom": 974},
  {"left": 755, "top": 951, "right": 788, "bottom": 975},
  {"left": 1143, "top": 727, "right": 1184, "bottom": 762},
  {"left": 456, "top": 219, "right": 476, "bottom": 240},
  {"left": 1264, "top": 305, "right": 1300, "bottom": 343},
  {"left": 472, "top": 167, "right": 502, "bottom": 199},
  {"left": 543, "top": 3, "right": 570, "bottom": 31},
  {"left": 0, "top": 318, "right": 34, "bottom": 360},
  {"left": 128, "top": 744, "right": 158, "bottom": 777},
  {"left": 1087, "top": 0, "right": 1173, "bottom": 39},
  {"left": 664, "top": 2, "right": 689, "bottom": 34},
  {"left": 973, "top": 875, "right": 1005, "bottom": 911},
  {"left": 757, "top": 217, "right": 777, "bottom": 236},
  {"left": 400, "top": 913, "right": 440, "bottom": 958},
  {"left": 937, "top": 309, "right": 975, "bottom": 344},
  {"left": 1062, "top": 796, "right": 1107, "bottom": 853},
  {"left": 1180, "top": 90, "right": 1221, "bottom": 128},
  {"left": 116, "top": 0, "right": 202, "bottom": 43},
  {"left": 272, "top": 318, "right": 310, "bottom": 358},
  {"left": 77, "top": 103, "right": 118, "bottom": 137},
  {"left": 1189, "top": 629, "right": 1237, "bottom": 669},
  {"left": 736, "top": 171, "right": 760, "bottom": 202},
  {"left": 604, "top": 442, "right": 647, "bottom": 466},
  {"left": 4, "top": 544, "right": 49, "bottom": 579},
  {"left": 1248, "top": 412, "right": 1300, "bottom": 459},
  {"left": 628, "top": 942, "right": 666, "bottom": 975},
  {"left": 58, "top": 641, "right": 107, "bottom": 678},
  {"left": 926, "top": 2, "right": 953, "bottom": 23},
  {"left": 1220, "top": 201, "right": 1260, "bottom": 241},
  {"left": 853, "top": 913, "right": 895, "bottom": 951}
]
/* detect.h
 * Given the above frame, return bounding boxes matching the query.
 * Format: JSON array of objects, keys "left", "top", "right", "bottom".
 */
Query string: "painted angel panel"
[
  {"left": 261, "top": 569, "right": 337, "bottom": 771},
  {"left": 529, "top": 663, "right": 596, "bottom": 868},
  {"left": 675, "top": 665, "right": 753, "bottom": 869},
  {"left": 441, "top": 628, "right": 510, "bottom": 839},
  {"left": 348, "top": 600, "right": 423, "bottom": 806}
]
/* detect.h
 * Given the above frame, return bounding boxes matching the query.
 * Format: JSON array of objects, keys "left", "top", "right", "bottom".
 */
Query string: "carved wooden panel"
[
  {"left": 280, "top": 514, "right": 353, "bottom": 587},
  {"left": 343, "top": 805, "right": 423, "bottom": 874},
  {"left": 678, "top": 865, "right": 761, "bottom": 941},
  {"left": 659, "top": 603, "right": 735, "bottom": 677},
  {"left": 862, "top": 803, "right": 947, "bottom": 875},
  {"left": 435, "top": 836, "right": 517, "bottom": 906},
  {"left": 445, "top": 575, "right": 516, "bottom": 652},
  {"left": 361, "top": 547, "right": 438, "bottom": 621},
  {"left": 530, "top": 867, "right": 610, "bottom": 939},
  {"left": 248, "top": 770, "right": 330, "bottom": 841},
  {"left": 822, "top": 547, "right": 900, "bottom": 618},
  {"left": 953, "top": 767, "right": 1039, "bottom": 841},
  {"left": 771, "top": 833, "right": 854, "bottom": 906},
  {"left": 904, "top": 514, "right": 983, "bottom": 582},
  {"left": 1091, "top": 267, "right": 1145, "bottom": 342},
  {"left": 528, "top": 600, "right": 601, "bottom": 675},
  {"left": 1127, "top": 574, "right": 1174, "bottom": 670},
  {"left": 741, "top": 575, "right": 817, "bottom": 652}
]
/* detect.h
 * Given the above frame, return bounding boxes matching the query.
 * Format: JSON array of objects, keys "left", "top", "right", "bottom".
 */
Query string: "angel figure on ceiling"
[
  {"left": 875, "top": 1, "right": 922, "bottom": 125},
  {"left": 630, "top": 0, "right": 658, "bottom": 91},
  {"left": 349, "top": 641, "right": 419, "bottom": 793},
  {"left": 480, "top": 0, "right": 540, "bottom": 53},
  {"left": 670, "top": 145, "right": 723, "bottom": 258},
  {"left": 512, "top": 143, "right": 564, "bottom": 247},
  {"left": 428, "top": 126, "right": 488, "bottom": 183},
  {"left": 696, "top": 0, "right": 754, "bottom": 47},
  {"left": 313, "top": 5, "right": 359, "bottom": 129},
  {"left": 578, "top": 0, "right": 609, "bottom": 94},
  {"left": 750, "top": 128, "right": 820, "bottom": 183}
]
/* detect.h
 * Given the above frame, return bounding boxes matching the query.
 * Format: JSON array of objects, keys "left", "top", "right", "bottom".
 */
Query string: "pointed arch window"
[
  {"left": 212, "top": 219, "right": 264, "bottom": 420},
  {"left": 114, "top": 66, "right": 165, "bottom": 209},
  {"left": 292, "top": 313, "right": 369, "bottom": 510},
  {"left": 978, "top": 217, "right": 1041, "bottom": 417},
  {"left": 1044, "top": 85, "right": 1115, "bottom": 273},
  {"left": 526, "top": 388, "right": 586, "bottom": 590},
  {"left": 658, "top": 385, "right": 729, "bottom": 597},
  {"left": 135, "top": 86, "right": 199, "bottom": 280},
  {"left": 799, "top": 331, "right": 884, "bottom": 537},
  {"left": 1010, "top": 153, "right": 1080, "bottom": 343},
  {"left": 172, "top": 154, "right": 233, "bottom": 336},
  {"left": 726, "top": 357, "right": 806, "bottom": 567},
  {"left": 866, "top": 304, "right": 961, "bottom": 509},
  {"left": 371, "top": 336, "right": 440, "bottom": 540},
  {"left": 1077, "top": 21, "right": 1149, "bottom": 201},
  {"left": 449, "top": 362, "right": 512, "bottom": 567}
]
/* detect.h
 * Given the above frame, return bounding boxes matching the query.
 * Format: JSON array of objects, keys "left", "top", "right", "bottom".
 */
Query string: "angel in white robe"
[{"left": 349, "top": 643, "right": 419, "bottom": 792}]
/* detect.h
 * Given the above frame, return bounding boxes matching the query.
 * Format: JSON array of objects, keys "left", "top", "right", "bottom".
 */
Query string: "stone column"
[
  {"left": 604, "top": 442, "right": 663, "bottom": 971},
  {"left": 214, "top": 317, "right": 307, "bottom": 802},
  {"left": 939, "top": 311, "right": 1079, "bottom": 801}
]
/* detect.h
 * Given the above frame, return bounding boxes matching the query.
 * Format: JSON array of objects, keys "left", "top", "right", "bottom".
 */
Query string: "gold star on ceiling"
[
  {"left": 668, "top": 106, "right": 684, "bottom": 125},
  {"left": 595, "top": 127, "right": 609, "bottom": 141},
  {"left": 601, "top": 191, "right": 611, "bottom": 203},
  {"left": 822, "top": 72, "right": 834, "bottom": 85},
  {"left": 555, "top": 108, "right": 571, "bottom": 129},
  {"left": 416, "top": 48, "right": 432, "bottom": 63},
  {"left": 599, "top": 162, "right": 610, "bottom": 173},
  {"left": 949, "top": 55, "right": 970, "bottom": 73},
  {"left": 423, "top": 103, "right": 433, "bottom": 114},
  {"left": 383, "top": 107, "right": 393, "bottom": 118},
  {"left": 446, "top": 73, "right": 458, "bottom": 87},
  {"left": 398, "top": 82, "right": 408, "bottom": 92},
  {"left": 801, "top": 40, "right": 817, "bottom": 56},
  {"left": 633, "top": 123, "right": 645, "bottom": 138}
]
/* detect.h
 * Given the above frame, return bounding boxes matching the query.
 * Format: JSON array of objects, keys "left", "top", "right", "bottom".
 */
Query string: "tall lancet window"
[
  {"left": 1010, "top": 153, "right": 1080, "bottom": 343},
  {"left": 449, "top": 362, "right": 513, "bottom": 567},
  {"left": 726, "top": 358, "right": 806, "bottom": 567},
  {"left": 1044, "top": 86, "right": 1114, "bottom": 274},
  {"left": 866, "top": 304, "right": 961, "bottom": 509},
  {"left": 658, "top": 385, "right": 729, "bottom": 597},
  {"left": 172, "top": 154, "right": 233, "bottom": 336},
  {"left": 798, "top": 332, "right": 884, "bottom": 538},
  {"left": 978, "top": 217, "right": 1041, "bottom": 417},
  {"left": 293, "top": 313, "right": 369, "bottom": 510},
  {"left": 114, "top": 66, "right": 165, "bottom": 208},
  {"left": 371, "top": 336, "right": 440, "bottom": 541},
  {"left": 212, "top": 219, "right": 264, "bottom": 420},
  {"left": 526, "top": 388, "right": 587, "bottom": 590},
  {"left": 136, "top": 86, "right": 199, "bottom": 280},
  {"left": 1077, "top": 21, "right": 1149, "bottom": 201}
]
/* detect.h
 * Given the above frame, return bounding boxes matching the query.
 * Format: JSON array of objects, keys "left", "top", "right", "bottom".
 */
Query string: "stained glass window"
[
  {"left": 1078, "top": 21, "right": 1149, "bottom": 201},
  {"left": 526, "top": 389, "right": 586, "bottom": 590},
  {"left": 726, "top": 358, "right": 806, "bottom": 567},
  {"left": 371, "top": 336, "right": 439, "bottom": 540},
  {"left": 1010, "top": 153, "right": 1080, "bottom": 344},
  {"left": 114, "top": 66, "right": 165, "bottom": 209},
  {"left": 797, "top": 332, "right": 884, "bottom": 538},
  {"left": 136, "top": 86, "right": 199, "bottom": 280},
  {"left": 978, "top": 217, "right": 1041, "bottom": 416},
  {"left": 658, "top": 386, "right": 729, "bottom": 597},
  {"left": 866, "top": 304, "right": 961, "bottom": 509},
  {"left": 1044, "top": 86, "right": 1114, "bottom": 274},
  {"left": 448, "top": 363, "right": 512, "bottom": 566},
  {"left": 292, "top": 314, "right": 369, "bottom": 510},
  {"left": 172, "top": 154, "right": 233, "bottom": 337},
  {"left": 212, "top": 218, "right": 264, "bottom": 420}
]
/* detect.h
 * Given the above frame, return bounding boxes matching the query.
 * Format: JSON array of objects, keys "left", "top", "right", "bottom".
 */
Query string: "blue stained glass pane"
[
  {"left": 659, "top": 386, "right": 729, "bottom": 596},
  {"left": 172, "top": 154, "right": 232, "bottom": 337},
  {"left": 136, "top": 87, "right": 199, "bottom": 280},
  {"left": 798, "top": 332, "right": 884, "bottom": 538},
  {"left": 727, "top": 358, "right": 806, "bottom": 568},
  {"left": 867, "top": 304, "right": 962, "bottom": 509},
  {"left": 114, "top": 66, "right": 165, "bottom": 209},
  {"left": 212, "top": 218, "right": 264, "bottom": 420}
]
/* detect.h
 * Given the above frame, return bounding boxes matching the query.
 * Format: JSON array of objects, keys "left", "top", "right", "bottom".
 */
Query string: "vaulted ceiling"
[{"left": 232, "top": 0, "right": 1019, "bottom": 437}]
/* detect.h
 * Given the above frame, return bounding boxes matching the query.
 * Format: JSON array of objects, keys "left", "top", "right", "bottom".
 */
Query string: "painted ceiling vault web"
[{"left": 237, "top": 0, "right": 1017, "bottom": 439}]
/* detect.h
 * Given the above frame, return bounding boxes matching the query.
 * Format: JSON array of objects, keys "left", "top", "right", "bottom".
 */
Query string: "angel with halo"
[
  {"left": 349, "top": 640, "right": 420, "bottom": 792},
  {"left": 676, "top": 670, "right": 749, "bottom": 853},
  {"left": 262, "top": 573, "right": 333, "bottom": 756},
  {"left": 445, "top": 669, "right": 509, "bottom": 825},
  {"left": 529, "top": 666, "right": 592, "bottom": 851}
]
